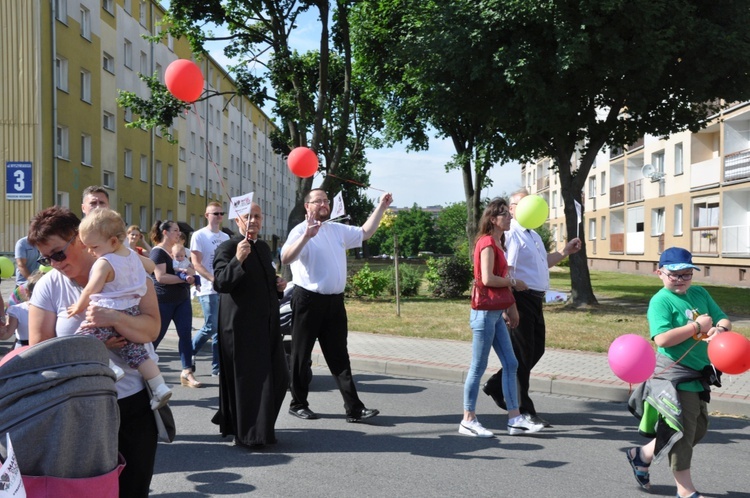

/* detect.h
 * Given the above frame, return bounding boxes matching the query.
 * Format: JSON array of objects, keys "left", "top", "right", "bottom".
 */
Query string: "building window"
[
  {"left": 55, "top": 56, "right": 68, "bottom": 91},
  {"left": 674, "top": 143, "right": 684, "bottom": 176},
  {"left": 588, "top": 176, "right": 596, "bottom": 198},
  {"left": 124, "top": 40, "right": 132, "bottom": 69},
  {"left": 167, "top": 210, "right": 173, "bottom": 221},
  {"left": 601, "top": 216, "right": 607, "bottom": 239},
  {"left": 80, "top": 69, "right": 91, "bottom": 102},
  {"left": 155, "top": 161, "right": 162, "bottom": 185},
  {"left": 103, "top": 170, "right": 115, "bottom": 188},
  {"left": 140, "top": 51, "right": 148, "bottom": 75},
  {"left": 55, "top": 0, "right": 67, "bottom": 22},
  {"left": 674, "top": 204, "right": 683, "bottom": 236},
  {"left": 651, "top": 208, "right": 665, "bottom": 236},
  {"left": 124, "top": 149, "right": 132, "bottom": 177},
  {"left": 190, "top": 132, "right": 196, "bottom": 154},
  {"left": 155, "top": 63, "right": 162, "bottom": 82},
  {"left": 140, "top": 155, "right": 148, "bottom": 182},
  {"left": 102, "top": 0, "right": 114, "bottom": 15},
  {"left": 190, "top": 173, "right": 196, "bottom": 194},
  {"left": 139, "top": 0, "right": 146, "bottom": 25},
  {"left": 167, "top": 164, "right": 174, "bottom": 188},
  {"left": 588, "top": 218, "right": 596, "bottom": 240},
  {"left": 56, "top": 125, "right": 69, "bottom": 159},
  {"left": 179, "top": 190, "right": 186, "bottom": 205},
  {"left": 600, "top": 171, "right": 607, "bottom": 196},
  {"left": 103, "top": 111, "right": 115, "bottom": 131},
  {"left": 155, "top": 208, "right": 161, "bottom": 221},
  {"left": 140, "top": 206, "right": 147, "bottom": 228},
  {"left": 179, "top": 147, "right": 186, "bottom": 161},
  {"left": 168, "top": 34, "right": 174, "bottom": 51},
  {"left": 693, "top": 198, "right": 719, "bottom": 228},
  {"left": 652, "top": 150, "right": 665, "bottom": 177},
  {"left": 124, "top": 204, "right": 132, "bottom": 225},
  {"left": 80, "top": 6, "right": 91, "bottom": 39},
  {"left": 124, "top": 0, "right": 131, "bottom": 15},
  {"left": 81, "top": 134, "right": 92, "bottom": 165},
  {"left": 124, "top": 107, "right": 132, "bottom": 123},
  {"left": 103, "top": 52, "right": 115, "bottom": 73}
]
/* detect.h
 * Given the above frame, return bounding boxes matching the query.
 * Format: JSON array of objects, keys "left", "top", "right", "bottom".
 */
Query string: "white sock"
[{"left": 147, "top": 374, "right": 166, "bottom": 393}]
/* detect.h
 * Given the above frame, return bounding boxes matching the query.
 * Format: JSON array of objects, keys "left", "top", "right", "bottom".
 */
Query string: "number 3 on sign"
[{"left": 5, "top": 161, "right": 33, "bottom": 200}]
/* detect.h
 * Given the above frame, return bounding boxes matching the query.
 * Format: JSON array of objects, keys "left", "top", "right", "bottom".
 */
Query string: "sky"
[{"left": 200, "top": 10, "right": 522, "bottom": 208}]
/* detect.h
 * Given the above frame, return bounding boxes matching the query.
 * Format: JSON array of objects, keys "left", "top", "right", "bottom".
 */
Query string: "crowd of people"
[{"left": 0, "top": 185, "right": 733, "bottom": 498}]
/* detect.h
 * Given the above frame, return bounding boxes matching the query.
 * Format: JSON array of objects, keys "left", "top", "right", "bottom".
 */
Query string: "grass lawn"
[{"left": 194, "top": 264, "right": 750, "bottom": 354}]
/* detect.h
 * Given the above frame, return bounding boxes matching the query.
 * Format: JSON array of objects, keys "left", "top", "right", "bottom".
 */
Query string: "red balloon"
[
  {"left": 165, "top": 59, "right": 204, "bottom": 103},
  {"left": 287, "top": 147, "right": 319, "bottom": 178},
  {"left": 708, "top": 331, "right": 750, "bottom": 375}
]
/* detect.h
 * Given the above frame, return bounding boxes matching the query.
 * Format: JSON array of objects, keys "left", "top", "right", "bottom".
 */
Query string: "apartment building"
[
  {"left": 0, "top": 0, "right": 295, "bottom": 254},
  {"left": 522, "top": 102, "right": 750, "bottom": 287}
]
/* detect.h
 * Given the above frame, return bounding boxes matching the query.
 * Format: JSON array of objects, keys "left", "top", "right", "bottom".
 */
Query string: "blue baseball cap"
[{"left": 659, "top": 247, "right": 701, "bottom": 271}]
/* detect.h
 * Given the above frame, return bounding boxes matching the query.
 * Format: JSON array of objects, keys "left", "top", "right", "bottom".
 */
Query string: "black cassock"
[{"left": 211, "top": 235, "right": 288, "bottom": 446}]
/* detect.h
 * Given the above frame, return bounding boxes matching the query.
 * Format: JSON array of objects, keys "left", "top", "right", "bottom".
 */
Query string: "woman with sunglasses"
[
  {"left": 148, "top": 220, "right": 200, "bottom": 388},
  {"left": 27, "top": 206, "right": 160, "bottom": 498}
]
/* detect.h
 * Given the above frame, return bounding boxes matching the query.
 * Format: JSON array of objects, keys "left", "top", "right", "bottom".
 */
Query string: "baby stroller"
[{"left": 0, "top": 335, "right": 122, "bottom": 497}]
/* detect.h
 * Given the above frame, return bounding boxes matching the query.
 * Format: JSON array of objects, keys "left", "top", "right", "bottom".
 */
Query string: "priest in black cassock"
[{"left": 211, "top": 202, "right": 289, "bottom": 447}]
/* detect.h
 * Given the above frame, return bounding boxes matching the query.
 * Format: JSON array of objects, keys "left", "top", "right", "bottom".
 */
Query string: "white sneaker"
[
  {"left": 150, "top": 383, "right": 173, "bottom": 410},
  {"left": 507, "top": 414, "right": 544, "bottom": 435},
  {"left": 459, "top": 418, "right": 494, "bottom": 438}
]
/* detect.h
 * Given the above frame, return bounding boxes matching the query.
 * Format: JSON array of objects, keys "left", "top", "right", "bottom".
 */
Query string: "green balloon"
[
  {"left": 0, "top": 256, "right": 15, "bottom": 279},
  {"left": 515, "top": 194, "right": 549, "bottom": 229}
]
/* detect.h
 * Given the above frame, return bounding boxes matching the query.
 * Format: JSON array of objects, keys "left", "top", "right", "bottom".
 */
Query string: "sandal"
[
  {"left": 180, "top": 371, "right": 203, "bottom": 388},
  {"left": 677, "top": 493, "right": 702, "bottom": 498},
  {"left": 626, "top": 447, "right": 651, "bottom": 490}
]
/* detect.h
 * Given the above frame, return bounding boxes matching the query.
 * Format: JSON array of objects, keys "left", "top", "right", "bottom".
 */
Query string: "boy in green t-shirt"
[{"left": 626, "top": 247, "right": 732, "bottom": 498}]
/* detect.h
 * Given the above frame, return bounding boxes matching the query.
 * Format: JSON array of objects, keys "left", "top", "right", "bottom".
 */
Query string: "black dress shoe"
[
  {"left": 526, "top": 414, "right": 552, "bottom": 428},
  {"left": 346, "top": 407, "right": 379, "bottom": 423},
  {"left": 288, "top": 407, "right": 319, "bottom": 420},
  {"left": 481, "top": 381, "right": 507, "bottom": 410}
]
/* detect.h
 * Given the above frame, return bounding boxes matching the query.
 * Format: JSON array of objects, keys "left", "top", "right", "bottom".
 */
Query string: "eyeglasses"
[
  {"left": 208, "top": 212, "right": 225, "bottom": 216},
  {"left": 662, "top": 271, "right": 693, "bottom": 282},
  {"left": 37, "top": 235, "right": 76, "bottom": 266},
  {"left": 307, "top": 199, "right": 330, "bottom": 206}
]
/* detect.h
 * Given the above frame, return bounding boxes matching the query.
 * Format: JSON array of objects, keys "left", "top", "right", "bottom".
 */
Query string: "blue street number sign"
[{"left": 6, "top": 161, "right": 33, "bottom": 200}]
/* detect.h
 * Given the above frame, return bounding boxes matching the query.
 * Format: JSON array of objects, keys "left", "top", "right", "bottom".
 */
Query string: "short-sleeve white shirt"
[
  {"left": 30, "top": 269, "right": 155, "bottom": 398},
  {"left": 282, "top": 221, "right": 363, "bottom": 295},
  {"left": 505, "top": 219, "right": 549, "bottom": 292},
  {"left": 190, "top": 226, "right": 229, "bottom": 296}
]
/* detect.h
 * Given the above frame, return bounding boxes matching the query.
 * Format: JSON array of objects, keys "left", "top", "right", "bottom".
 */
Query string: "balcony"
[
  {"left": 722, "top": 224, "right": 750, "bottom": 256},
  {"left": 610, "top": 184, "right": 624, "bottom": 205},
  {"left": 627, "top": 179, "right": 644, "bottom": 203},
  {"left": 691, "top": 227, "right": 719, "bottom": 256},
  {"left": 724, "top": 149, "right": 750, "bottom": 183},
  {"left": 536, "top": 175, "right": 550, "bottom": 192}
]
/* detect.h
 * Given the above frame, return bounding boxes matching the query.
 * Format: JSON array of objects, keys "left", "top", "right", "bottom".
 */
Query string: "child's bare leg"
[
  {"left": 137, "top": 358, "right": 161, "bottom": 381},
  {"left": 674, "top": 469, "right": 702, "bottom": 498}
]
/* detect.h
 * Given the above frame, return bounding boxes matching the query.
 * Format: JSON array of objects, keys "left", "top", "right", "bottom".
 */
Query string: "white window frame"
[
  {"left": 124, "top": 0, "right": 131, "bottom": 15},
  {"left": 139, "top": 0, "right": 146, "bottom": 25},
  {"left": 103, "top": 52, "right": 115, "bottom": 73},
  {"left": 124, "top": 40, "right": 132, "bottom": 69},
  {"left": 81, "top": 134, "right": 92, "bottom": 166},
  {"left": 124, "top": 107, "right": 132, "bottom": 123},
  {"left": 103, "top": 170, "right": 115, "bottom": 188},
  {"left": 80, "top": 6, "right": 91, "bottom": 39},
  {"left": 155, "top": 160, "right": 162, "bottom": 185},
  {"left": 55, "top": 0, "right": 67, "bottom": 22},
  {"left": 103, "top": 111, "right": 115, "bottom": 131},
  {"left": 124, "top": 203, "right": 132, "bottom": 225},
  {"left": 179, "top": 190, "right": 186, "bottom": 205},
  {"left": 652, "top": 150, "right": 665, "bottom": 176},
  {"left": 124, "top": 149, "right": 133, "bottom": 178},
  {"left": 651, "top": 208, "right": 665, "bottom": 236},
  {"left": 600, "top": 216, "right": 607, "bottom": 240},
  {"left": 588, "top": 218, "right": 596, "bottom": 240},
  {"left": 139, "top": 51, "right": 148, "bottom": 75},
  {"left": 140, "top": 206, "right": 147, "bottom": 228},
  {"left": 140, "top": 154, "right": 148, "bottom": 182},
  {"left": 167, "top": 164, "right": 174, "bottom": 188},
  {"left": 56, "top": 125, "right": 69, "bottom": 159},
  {"left": 674, "top": 204, "right": 683, "bottom": 236},
  {"left": 55, "top": 56, "right": 68, "bottom": 91},
  {"left": 103, "top": 0, "right": 114, "bottom": 15},
  {"left": 600, "top": 171, "right": 607, "bottom": 196},
  {"left": 588, "top": 176, "right": 596, "bottom": 198},
  {"left": 674, "top": 143, "right": 684, "bottom": 176},
  {"left": 80, "top": 69, "right": 91, "bottom": 102}
]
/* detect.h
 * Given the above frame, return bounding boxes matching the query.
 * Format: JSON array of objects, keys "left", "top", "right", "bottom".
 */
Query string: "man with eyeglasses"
[
  {"left": 482, "top": 188, "right": 581, "bottom": 428},
  {"left": 190, "top": 202, "right": 230, "bottom": 376},
  {"left": 282, "top": 188, "right": 393, "bottom": 423}
]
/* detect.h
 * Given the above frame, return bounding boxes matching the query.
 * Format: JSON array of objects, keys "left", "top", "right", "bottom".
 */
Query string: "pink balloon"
[
  {"left": 165, "top": 59, "right": 204, "bottom": 103},
  {"left": 608, "top": 334, "right": 656, "bottom": 384}
]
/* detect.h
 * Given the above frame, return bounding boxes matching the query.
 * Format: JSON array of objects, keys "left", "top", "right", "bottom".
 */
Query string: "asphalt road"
[{"left": 150, "top": 350, "right": 750, "bottom": 498}]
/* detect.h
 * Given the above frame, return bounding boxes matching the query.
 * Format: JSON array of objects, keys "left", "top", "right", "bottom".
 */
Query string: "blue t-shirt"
[{"left": 14, "top": 236, "right": 40, "bottom": 286}]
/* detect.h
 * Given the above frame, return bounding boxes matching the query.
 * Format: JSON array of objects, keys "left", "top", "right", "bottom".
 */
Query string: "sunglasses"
[
  {"left": 37, "top": 235, "right": 76, "bottom": 266},
  {"left": 209, "top": 212, "right": 226, "bottom": 216}
]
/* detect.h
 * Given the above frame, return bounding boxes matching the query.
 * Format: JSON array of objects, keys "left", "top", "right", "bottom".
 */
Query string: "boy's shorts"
[{"left": 669, "top": 390, "right": 708, "bottom": 471}]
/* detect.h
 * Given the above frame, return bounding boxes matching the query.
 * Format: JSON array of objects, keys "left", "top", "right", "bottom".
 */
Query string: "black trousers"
[
  {"left": 288, "top": 286, "right": 364, "bottom": 415},
  {"left": 485, "top": 290, "right": 546, "bottom": 415},
  {"left": 118, "top": 388, "right": 158, "bottom": 498}
]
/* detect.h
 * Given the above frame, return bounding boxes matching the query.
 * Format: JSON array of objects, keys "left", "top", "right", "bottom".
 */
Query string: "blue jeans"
[
  {"left": 192, "top": 293, "right": 219, "bottom": 374},
  {"left": 464, "top": 309, "right": 520, "bottom": 412},
  {"left": 154, "top": 299, "right": 193, "bottom": 370}
]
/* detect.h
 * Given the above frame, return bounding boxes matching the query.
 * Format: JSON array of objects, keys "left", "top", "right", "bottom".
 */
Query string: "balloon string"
[
  {"left": 652, "top": 338, "right": 703, "bottom": 377},
  {"left": 187, "top": 104, "right": 249, "bottom": 234},
  {"left": 326, "top": 172, "right": 387, "bottom": 192}
]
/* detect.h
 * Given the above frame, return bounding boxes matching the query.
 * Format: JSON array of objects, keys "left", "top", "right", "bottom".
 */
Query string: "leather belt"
[{"left": 521, "top": 289, "right": 546, "bottom": 299}]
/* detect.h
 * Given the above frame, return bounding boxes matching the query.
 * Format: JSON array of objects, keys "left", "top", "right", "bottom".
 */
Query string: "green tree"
[{"left": 354, "top": 0, "right": 750, "bottom": 305}]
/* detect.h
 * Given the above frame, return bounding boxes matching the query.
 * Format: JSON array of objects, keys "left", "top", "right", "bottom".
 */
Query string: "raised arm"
[{"left": 361, "top": 193, "right": 393, "bottom": 241}]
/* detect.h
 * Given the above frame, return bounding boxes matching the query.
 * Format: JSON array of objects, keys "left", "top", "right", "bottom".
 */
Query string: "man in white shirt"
[
  {"left": 482, "top": 188, "right": 581, "bottom": 427},
  {"left": 190, "top": 202, "right": 230, "bottom": 376},
  {"left": 282, "top": 188, "right": 392, "bottom": 423}
]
